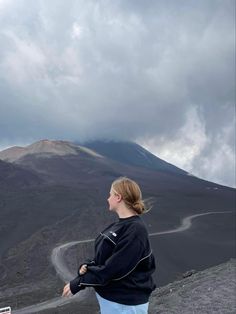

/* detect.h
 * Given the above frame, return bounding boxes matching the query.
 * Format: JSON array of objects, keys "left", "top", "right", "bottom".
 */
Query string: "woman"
[{"left": 62, "top": 177, "right": 156, "bottom": 314}]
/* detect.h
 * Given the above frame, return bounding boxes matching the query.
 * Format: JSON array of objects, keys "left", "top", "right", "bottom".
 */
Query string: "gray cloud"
[{"left": 0, "top": 0, "right": 235, "bottom": 187}]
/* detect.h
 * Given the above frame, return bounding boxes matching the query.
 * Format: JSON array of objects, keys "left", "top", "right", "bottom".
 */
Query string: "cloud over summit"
[{"left": 0, "top": 0, "right": 235, "bottom": 187}]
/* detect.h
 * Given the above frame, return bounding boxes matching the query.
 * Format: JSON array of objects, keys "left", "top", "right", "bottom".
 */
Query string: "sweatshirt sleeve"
[{"left": 70, "top": 225, "right": 147, "bottom": 295}]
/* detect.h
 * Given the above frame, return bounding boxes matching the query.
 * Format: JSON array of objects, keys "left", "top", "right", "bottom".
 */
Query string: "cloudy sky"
[{"left": 0, "top": 0, "right": 235, "bottom": 187}]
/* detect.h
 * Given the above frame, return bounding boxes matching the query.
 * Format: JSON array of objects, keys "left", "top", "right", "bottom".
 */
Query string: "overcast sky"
[{"left": 0, "top": 0, "right": 235, "bottom": 187}]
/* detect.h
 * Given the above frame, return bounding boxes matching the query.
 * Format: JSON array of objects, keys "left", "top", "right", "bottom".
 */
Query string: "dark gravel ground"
[{"left": 149, "top": 258, "right": 236, "bottom": 314}]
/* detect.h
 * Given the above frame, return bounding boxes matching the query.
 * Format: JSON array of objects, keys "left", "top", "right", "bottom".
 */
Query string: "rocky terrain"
[{"left": 149, "top": 258, "right": 236, "bottom": 314}]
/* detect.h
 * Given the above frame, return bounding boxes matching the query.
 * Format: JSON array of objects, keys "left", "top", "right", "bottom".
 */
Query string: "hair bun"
[{"left": 133, "top": 200, "right": 145, "bottom": 214}]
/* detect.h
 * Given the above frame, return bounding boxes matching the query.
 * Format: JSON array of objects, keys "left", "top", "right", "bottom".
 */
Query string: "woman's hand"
[
  {"left": 62, "top": 264, "right": 87, "bottom": 297},
  {"left": 62, "top": 283, "right": 72, "bottom": 297},
  {"left": 79, "top": 264, "right": 88, "bottom": 275}
]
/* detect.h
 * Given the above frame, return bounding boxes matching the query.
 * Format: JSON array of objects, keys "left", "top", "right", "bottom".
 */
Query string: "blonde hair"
[{"left": 111, "top": 176, "right": 150, "bottom": 215}]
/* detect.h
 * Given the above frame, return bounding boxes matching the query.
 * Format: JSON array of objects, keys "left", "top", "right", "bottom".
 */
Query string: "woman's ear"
[{"left": 116, "top": 193, "right": 122, "bottom": 202}]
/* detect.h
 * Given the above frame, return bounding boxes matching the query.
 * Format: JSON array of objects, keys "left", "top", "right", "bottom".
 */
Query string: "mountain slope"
[
  {"left": 0, "top": 159, "right": 43, "bottom": 187},
  {"left": 80, "top": 140, "right": 188, "bottom": 175}
]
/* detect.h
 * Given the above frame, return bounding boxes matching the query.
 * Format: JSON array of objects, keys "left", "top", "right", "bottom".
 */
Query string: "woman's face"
[{"left": 107, "top": 189, "right": 120, "bottom": 211}]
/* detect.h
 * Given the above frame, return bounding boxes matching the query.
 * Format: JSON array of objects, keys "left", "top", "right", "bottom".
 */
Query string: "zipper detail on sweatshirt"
[
  {"left": 100, "top": 232, "right": 117, "bottom": 245},
  {"left": 112, "top": 250, "right": 153, "bottom": 281}
]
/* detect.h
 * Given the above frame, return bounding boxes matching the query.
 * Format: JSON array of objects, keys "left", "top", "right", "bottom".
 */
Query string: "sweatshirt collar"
[{"left": 118, "top": 215, "right": 140, "bottom": 222}]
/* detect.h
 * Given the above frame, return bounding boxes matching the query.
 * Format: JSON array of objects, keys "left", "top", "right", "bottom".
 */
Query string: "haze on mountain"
[
  {"left": 0, "top": 139, "right": 235, "bottom": 313},
  {"left": 0, "top": 0, "right": 235, "bottom": 189}
]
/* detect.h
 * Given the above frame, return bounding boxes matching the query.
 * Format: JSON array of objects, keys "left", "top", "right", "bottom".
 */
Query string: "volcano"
[{"left": 0, "top": 139, "right": 235, "bottom": 312}]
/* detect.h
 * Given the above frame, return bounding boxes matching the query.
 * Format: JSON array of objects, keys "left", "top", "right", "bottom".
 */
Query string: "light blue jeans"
[{"left": 95, "top": 292, "right": 149, "bottom": 314}]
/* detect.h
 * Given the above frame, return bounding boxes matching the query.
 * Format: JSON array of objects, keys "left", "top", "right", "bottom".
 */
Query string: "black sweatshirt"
[{"left": 69, "top": 215, "right": 156, "bottom": 305}]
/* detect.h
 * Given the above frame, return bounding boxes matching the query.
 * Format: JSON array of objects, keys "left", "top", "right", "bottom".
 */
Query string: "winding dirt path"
[{"left": 13, "top": 211, "right": 233, "bottom": 313}]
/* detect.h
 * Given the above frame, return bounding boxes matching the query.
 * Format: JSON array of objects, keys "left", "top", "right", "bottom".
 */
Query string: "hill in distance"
[
  {"left": 0, "top": 139, "right": 103, "bottom": 162},
  {"left": 0, "top": 139, "right": 195, "bottom": 186},
  {"left": 0, "top": 138, "right": 228, "bottom": 187},
  {"left": 0, "top": 138, "right": 189, "bottom": 176}
]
